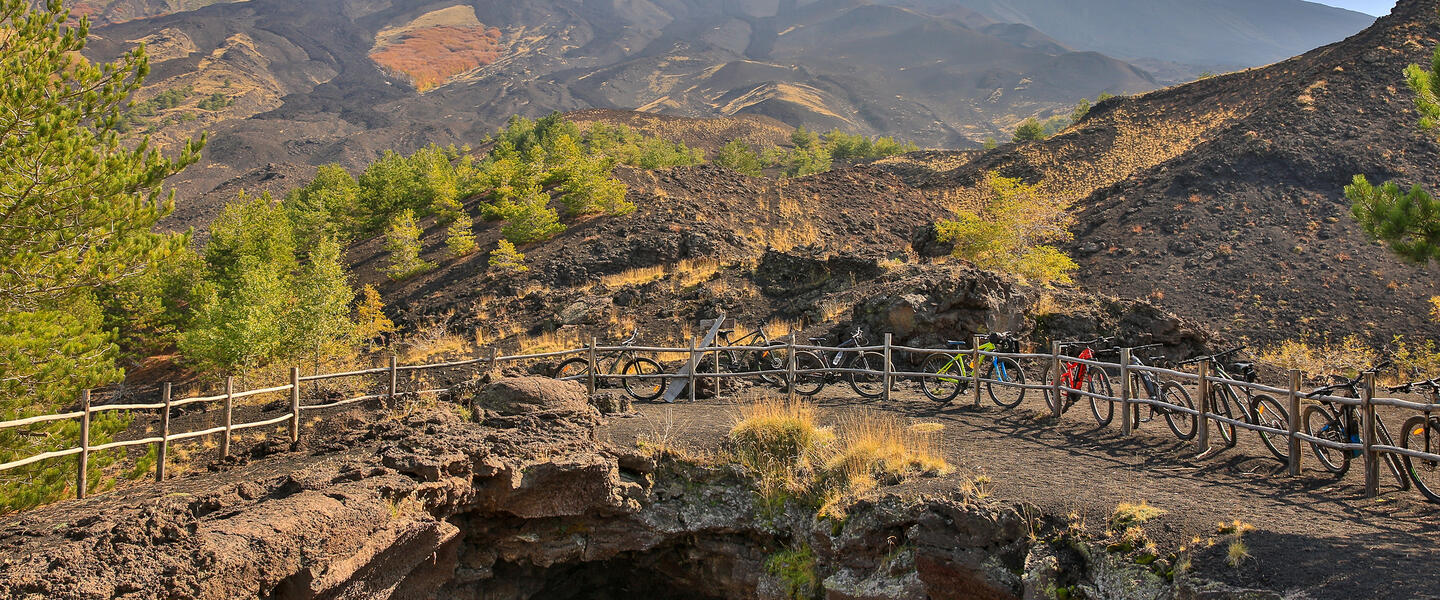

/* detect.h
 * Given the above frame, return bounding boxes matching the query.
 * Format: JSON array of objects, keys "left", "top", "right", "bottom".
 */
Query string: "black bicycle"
[
  {"left": 690, "top": 325, "right": 791, "bottom": 396},
  {"left": 554, "top": 329, "right": 667, "bottom": 401},
  {"left": 791, "top": 328, "right": 885, "bottom": 398},
  {"left": 1301, "top": 363, "right": 1408, "bottom": 489},
  {"left": 1122, "top": 344, "right": 1198, "bottom": 440},
  {"left": 1177, "top": 347, "right": 1290, "bottom": 461},
  {"left": 1389, "top": 377, "right": 1440, "bottom": 503}
]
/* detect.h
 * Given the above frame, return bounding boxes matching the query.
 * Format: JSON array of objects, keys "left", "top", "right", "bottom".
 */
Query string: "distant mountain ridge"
[{"left": 892, "top": 0, "right": 1375, "bottom": 71}]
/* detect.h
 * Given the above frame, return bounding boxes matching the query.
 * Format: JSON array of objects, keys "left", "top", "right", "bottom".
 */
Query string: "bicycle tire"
[
  {"left": 555, "top": 357, "right": 590, "bottom": 382},
  {"left": 1160, "top": 381, "right": 1197, "bottom": 440},
  {"left": 1250, "top": 394, "right": 1290, "bottom": 462},
  {"left": 791, "top": 351, "right": 827, "bottom": 396},
  {"left": 921, "top": 353, "right": 965, "bottom": 404},
  {"left": 985, "top": 357, "right": 1026, "bottom": 408},
  {"left": 1039, "top": 361, "right": 1067, "bottom": 415},
  {"left": 1401, "top": 416, "right": 1440, "bottom": 503},
  {"left": 1303, "top": 403, "right": 1351, "bottom": 475},
  {"left": 621, "top": 357, "right": 666, "bottom": 401},
  {"left": 1211, "top": 384, "right": 1240, "bottom": 448},
  {"left": 1375, "top": 419, "right": 1411, "bottom": 491},
  {"left": 846, "top": 351, "right": 886, "bottom": 399},
  {"left": 1088, "top": 368, "right": 1115, "bottom": 427}
]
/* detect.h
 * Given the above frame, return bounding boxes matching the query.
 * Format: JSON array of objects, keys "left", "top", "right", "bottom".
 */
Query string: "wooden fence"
[{"left": 3, "top": 333, "right": 1438, "bottom": 505}]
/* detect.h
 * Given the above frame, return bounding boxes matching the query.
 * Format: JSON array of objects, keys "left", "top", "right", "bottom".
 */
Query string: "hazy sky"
[{"left": 1311, "top": 0, "right": 1397, "bottom": 15}]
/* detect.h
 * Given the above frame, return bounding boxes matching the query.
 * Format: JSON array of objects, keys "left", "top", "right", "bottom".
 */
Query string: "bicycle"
[
  {"left": 553, "top": 329, "right": 667, "bottom": 401},
  {"left": 1388, "top": 377, "right": 1440, "bottom": 503},
  {"left": 696, "top": 326, "right": 791, "bottom": 390},
  {"left": 790, "top": 328, "right": 885, "bottom": 398},
  {"left": 919, "top": 332, "right": 1027, "bottom": 407},
  {"left": 1122, "top": 344, "right": 1198, "bottom": 440},
  {"left": 1177, "top": 347, "right": 1290, "bottom": 461},
  {"left": 1301, "top": 362, "right": 1408, "bottom": 489},
  {"left": 1040, "top": 337, "right": 1116, "bottom": 426}
]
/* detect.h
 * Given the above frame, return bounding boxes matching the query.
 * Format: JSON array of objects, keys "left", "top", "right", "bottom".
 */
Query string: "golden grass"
[
  {"left": 601, "top": 265, "right": 668, "bottom": 288},
  {"left": 1258, "top": 335, "right": 1376, "bottom": 379},
  {"left": 818, "top": 299, "right": 852, "bottom": 322},
  {"left": 674, "top": 258, "right": 723, "bottom": 287},
  {"left": 729, "top": 398, "right": 833, "bottom": 471},
  {"left": 763, "top": 317, "right": 805, "bottom": 340},
  {"left": 601, "top": 258, "right": 727, "bottom": 290},
  {"left": 517, "top": 329, "right": 584, "bottom": 354},
  {"left": 1110, "top": 500, "right": 1165, "bottom": 531},
  {"left": 823, "top": 410, "right": 949, "bottom": 491}
]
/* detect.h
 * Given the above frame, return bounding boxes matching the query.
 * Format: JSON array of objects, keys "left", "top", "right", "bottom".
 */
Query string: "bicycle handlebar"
[{"left": 1177, "top": 346, "right": 1243, "bottom": 366}]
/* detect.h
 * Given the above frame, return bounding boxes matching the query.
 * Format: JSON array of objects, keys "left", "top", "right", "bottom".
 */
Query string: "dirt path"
[{"left": 600, "top": 383, "right": 1440, "bottom": 600}]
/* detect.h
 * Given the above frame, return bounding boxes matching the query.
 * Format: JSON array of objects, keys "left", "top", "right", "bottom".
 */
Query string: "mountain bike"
[
  {"left": 1389, "top": 377, "right": 1440, "bottom": 503},
  {"left": 553, "top": 328, "right": 667, "bottom": 401},
  {"left": 919, "top": 332, "right": 1027, "bottom": 407},
  {"left": 690, "top": 325, "right": 791, "bottom": 395},
  {"left": 791, "top": 328, "right": 885, "bottom": 398},
  {"left": 1177, "top": 347, "right": 1290, "bottom": 461},
  {"left": 1122, "top": 344, "right": 1198, "bottom": 440},
  {"left": 1040, "top": 337, "right": 1116, "bottom": 426},
  {"left": 1301, "top": 363, "right": 1408, "bottom": 489}
]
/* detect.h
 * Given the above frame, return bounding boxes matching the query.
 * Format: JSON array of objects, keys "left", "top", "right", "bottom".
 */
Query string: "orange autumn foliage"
[{"left": 369, "top": 25, "right": 502, "bottom": 92}]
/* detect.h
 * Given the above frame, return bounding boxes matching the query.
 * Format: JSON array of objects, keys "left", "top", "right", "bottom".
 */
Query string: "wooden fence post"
[
  {"left": 1196, "top": 362, "right": 1210, "bottom": 455},
  {"left": 1050, "top": 341, "right": 1064, "bottom": 420},
  {"left": 712, "top": 340, "right": 722, "bottom": 401},
  {"left": 487, "top": 346, "right": 498, "bottom": 378},
  {"left": 1287, "top": 370, "right": 1301, "bottom": 477},
  {"left": 76, "top": 390, "right": 90, "bottom": 500},
  {"left": 157, "top": 383, "right": 171, "bottom": 482},
  {"left": 787, "top": 333, "right": 798, "bottom": 403},
  {"left": 388, "top": 355, "right": 399, "bottom": 404},
  {"left": 688, "top": 337, "right": 698, "bottom": 404},
  {"left": 289, "top": 367, "right": 300, "bottom": 444},
  {"left": 971, "top": 335, "right": 983, "bottom": 408},
  {"left": 1120, "top": 348, "right": 1132, "bottom": 436},
  {"left": 882, "top": 333, "right": 893, "bottom": 404},
  {"left": 587, "top": 337, "right": 598, "bottom": 397},
  {"left": 222, "top": 376, "right": 234, "bottom": 458},
  {"left": 1362, "top": 371, "right": 1379, "bottom": 497}
]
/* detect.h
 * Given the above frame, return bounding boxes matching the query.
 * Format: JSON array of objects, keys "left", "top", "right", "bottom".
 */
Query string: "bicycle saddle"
[
  {"left": 945, "top": 340, "right": 968, "bottom": 348},
  {"left": 808, "top": 337, "right": 827, "bottom": 342}
]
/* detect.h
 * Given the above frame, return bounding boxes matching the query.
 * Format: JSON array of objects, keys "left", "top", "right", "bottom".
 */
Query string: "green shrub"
[
  {"left": 489, "top": 240, "right": 528, "bottom": 273},
  {"left": 716, "top": 139, "right": 764, "bottom": 175},
  {"left": 445, "top": 213, "right": 478, "bottom": 257},
  {"left": 1013, "top": 118, "right": 1046, "bottom": 142},
  {"left": 765, "top": 545, "right": 821, "bottom": 600},
  {"left": 936, "top": 171, "right": 1076, "bottom": 284}
]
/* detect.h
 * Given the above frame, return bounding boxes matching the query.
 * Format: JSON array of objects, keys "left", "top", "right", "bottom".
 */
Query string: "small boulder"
[
  {"left": 590, "top": 390, "right": 633, "bottom": 415},
  {"left": 469, "top": 377, "right": 592, "bottom": 416}
]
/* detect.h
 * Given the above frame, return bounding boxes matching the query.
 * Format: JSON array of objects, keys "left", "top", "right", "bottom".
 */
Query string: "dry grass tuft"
[
  {"left": 823, "top": 410, "right": 949, "bottom": 491},
  {"left": 1258, "top": 335, "right": 1375, "bottom": 379},
  {"left": 1110, "top": 500, "right": 1165, "bottom": 531},
  {"left": 517, "top": 330, "right": 583, "bottom": 354},
  {"left": 729, "top": 398, "right": 833, "bottom": 471}
]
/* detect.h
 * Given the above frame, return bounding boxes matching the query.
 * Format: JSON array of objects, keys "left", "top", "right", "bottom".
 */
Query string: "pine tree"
[
  {"left": 385, "top": 209, "right": 434, "bottom": 279},
  {"left": 500, "top": 187, "right": 566, "bottom": 243},
  {"left": 289, "top": 238, "right": 356, "bottom": 365},
  {"left": 353, "top": 284, "right": 396, "bottom": 347},
  {"left": 446, "top": 212, "right": 478, "bottom": 257},
  {"left": 936, "top": 171, "right": 1076, "bottom": 284},
  {"left": 0, "top": 0, "right": 203, "bottom": 510},
  {"left": 489, "top": 240, "right": 528, "bottom": 273},
  {"left": 1012, "top": 118, "right": 1046, "bottom": 142},
  {"left": 286, "top": 164, "right": 360, "bottom": 246},
  {"left": 716, "top": 140, "right": 764, "bottom": 176},
  {"left": 1349, "top": 42, "right": 1440, "bottom": 263}
]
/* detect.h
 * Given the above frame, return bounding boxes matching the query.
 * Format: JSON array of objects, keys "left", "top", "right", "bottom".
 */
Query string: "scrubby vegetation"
[{"left": 936, "top": 171, "right": 1078, "bottom": 284}]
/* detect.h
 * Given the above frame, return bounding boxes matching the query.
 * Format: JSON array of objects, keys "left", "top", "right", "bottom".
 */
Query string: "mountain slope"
[
  {"left": 884, "top": 0, "right": 1440, "bottom": 344},
  {"left": 890, "top": 0, "right": 1375, "bottom": 73}
]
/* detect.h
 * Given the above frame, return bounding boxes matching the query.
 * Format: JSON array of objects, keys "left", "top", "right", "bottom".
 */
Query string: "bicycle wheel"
[
  {"left": 755, "top": 343, "right": 789, "bottom": 388},
  {"left": 1401, "top": 416, "right": 1440, "bottom": 503},
  {"left": 555, "top": 357, "right": 590, "bottom": 381},
  {"left": 985, "top": 358, "right": 1026, "bottom": 409},
  {"left": 1211, "top": 384, "right": 1240, "bottom": 448},
  {"left": 921, "top": 353, "right": 964, "bottom": 404},
  {"left": 791, "top": 351, "right": 827, "bottom": 396},
  {"left": 1250, "top": 394, "right": 1290, "bottom": 462},
  {"left": 1159, "top": 381, "right": 1197, "bottom": 440},
  {"left": 1375, "top": 419, "right": 1411, "bottom": 491},
  {"left": 1039, "top": 361, "right": 1067, "bottom": 415},
  {"left": 846, "top": 351, "right": 886, "bottom": 399},
  {"left": 1088, "top": 368, "right": 1115, "bottom": 427},
  {"left": 621, "top": 357, "right": 666, "bottom": 401},
  {"left": 1303, "top": 404, "right": 1351, "bottom": 475}
]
